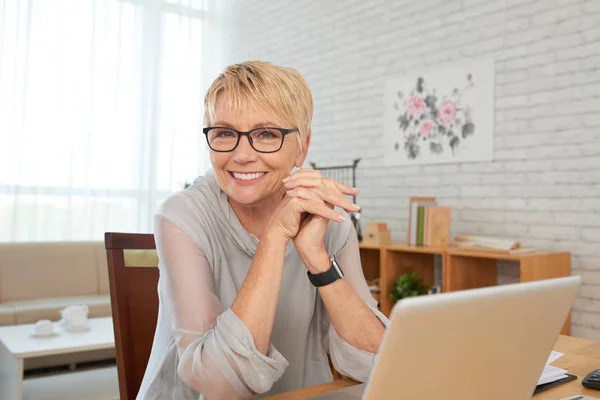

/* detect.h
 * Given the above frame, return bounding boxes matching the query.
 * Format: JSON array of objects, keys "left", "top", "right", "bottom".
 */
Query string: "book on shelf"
[
  {"left": 424, "top": 206, "right": 432, "bottom": 246},
  {"left": 454, "top": 235, "right": 537, "bottom": 254},
  {"left": 408, "top": 196, "right": 436, "bottom": 245},
  {"left": 408, "top": 196, "right": 451, "bottom": 247},
  {"left": 455, "top": 245, "right": 538, "bottom": 254},
  {"left": 416, "top": 205, "right": 426, "bottom": 246},
  {"left": 425, "top": 206, "right": 451, "bottom": 246}
]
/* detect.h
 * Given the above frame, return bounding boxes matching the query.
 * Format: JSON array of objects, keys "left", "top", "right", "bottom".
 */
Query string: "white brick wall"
[{"left": 220, "top": 0, "right": 600, "bottom": 340}]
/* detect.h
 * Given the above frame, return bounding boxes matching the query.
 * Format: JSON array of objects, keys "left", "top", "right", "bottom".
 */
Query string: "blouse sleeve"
[
  {"left": 155, "top": 217, "right": 289, "bottom": 398},
  {"left": 324, "top": 226, "right": 389, "bottom": 383}
]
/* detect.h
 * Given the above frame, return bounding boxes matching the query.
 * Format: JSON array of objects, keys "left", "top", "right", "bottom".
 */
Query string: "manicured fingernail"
[
  {"left": 282, "top": 177, "right": 290, "bottom": 182},
  {"left": 352, "top": 187, "right": 359, "bottom": 192},
  {"left": 338, "top": 215, "right": 346, "bottom": 222},
  {"left": 352, "top": 204, "right": 360, "bottom": 211}
]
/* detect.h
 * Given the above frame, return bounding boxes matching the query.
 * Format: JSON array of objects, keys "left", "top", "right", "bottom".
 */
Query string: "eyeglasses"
[{"left": 202, "top": 127, "right": 299, "bottom": 153}]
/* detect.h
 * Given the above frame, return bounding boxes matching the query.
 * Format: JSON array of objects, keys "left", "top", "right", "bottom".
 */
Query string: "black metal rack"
[{"left": 309, "top": 158, "right": 361, "bottom": 204}]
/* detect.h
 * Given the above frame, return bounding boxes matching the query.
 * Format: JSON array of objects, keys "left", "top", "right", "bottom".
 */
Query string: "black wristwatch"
[{"left": 307, "top": 256, "right": 344, "bottom": 287}]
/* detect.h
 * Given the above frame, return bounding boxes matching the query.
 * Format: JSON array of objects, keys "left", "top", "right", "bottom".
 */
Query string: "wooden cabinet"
[{"left": 359, "top": 242, "right": 572, "bottom": 335}]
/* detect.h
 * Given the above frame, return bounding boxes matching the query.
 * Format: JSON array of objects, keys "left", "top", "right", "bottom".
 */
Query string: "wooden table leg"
[{"left": 0, "top": 341, "right": 23, "bottom": 400}]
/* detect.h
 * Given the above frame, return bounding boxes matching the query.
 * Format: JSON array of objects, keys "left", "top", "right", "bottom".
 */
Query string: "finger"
[
  {"left": 333, "top": 180, "right": 360, "bottom": 196},
  {"left": 287, "top": 186, "right": 359, "bottom": 213},
  {"left": 290, "top": 195, "right": 346, "bottom": 222},
  {"left": 284, "top": 176, "right": 324, "bottom": 189},
  {"left": 287, "top": 187, "right": 339, "bottom": 212},
  {"left": 299, "top": 186, "right": 358, "bottom": 213},
  {"left": 284, "top": 176, "right": 359, "bottom": 197},
  {"left": 318, "top": 188, "right": 360, "bottom": 213},
  {"left": 287, "top": 187, "right": 338, "bottom": 212},
  {"left": 286, "top": 187, "right": 321, "bottom": 202},
  {"left": 291, "top": 167, "right": 320, "bottom": 176},
  {"left": 282, "top": 168, "right": 321, "bottom": 183},
  {"left": 292, "top": 197, "right": 345, "bottom": 222}
]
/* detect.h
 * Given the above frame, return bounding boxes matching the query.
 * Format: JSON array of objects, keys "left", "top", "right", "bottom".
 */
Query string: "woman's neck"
[{"left": 228, "top": 187, "right": 287, "bottom": 239}]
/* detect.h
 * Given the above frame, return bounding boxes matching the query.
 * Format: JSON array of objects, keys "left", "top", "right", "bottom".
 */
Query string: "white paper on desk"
[
  {"left": 538, "top": 365, "right": 569, "bottom": 385},
  {"left": 537, "top": 351, "right": 567, "bottom": 385},
  {"left": 546, "top": 351, "right": 564, "bottom": 365}
]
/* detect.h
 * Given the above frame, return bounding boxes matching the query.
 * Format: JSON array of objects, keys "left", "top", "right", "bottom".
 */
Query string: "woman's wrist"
[
  {"left": 261, "top": 227, "right": 291, "bottom": 248},
  {"left": 299, "top": 250, "right": 330, "bottom": 274}
]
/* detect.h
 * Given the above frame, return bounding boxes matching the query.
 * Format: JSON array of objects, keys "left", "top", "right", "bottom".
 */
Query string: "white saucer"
[{"left": 31, "top": 329, "right": 58, "bottom": 338}]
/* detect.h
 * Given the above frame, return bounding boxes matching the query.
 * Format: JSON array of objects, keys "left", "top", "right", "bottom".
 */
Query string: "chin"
[{"left": 227, "top": 187, "right": 267, "bottom": 206}]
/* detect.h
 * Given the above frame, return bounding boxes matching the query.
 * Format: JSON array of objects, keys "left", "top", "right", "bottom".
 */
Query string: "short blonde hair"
[{"left": 204, "top": 61, "right": 313, "bottom": 150}]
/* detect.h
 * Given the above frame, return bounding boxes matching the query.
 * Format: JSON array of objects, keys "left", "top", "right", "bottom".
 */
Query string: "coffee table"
[{"left": 0, "top": 317, "right": 116, "bottom": 400}]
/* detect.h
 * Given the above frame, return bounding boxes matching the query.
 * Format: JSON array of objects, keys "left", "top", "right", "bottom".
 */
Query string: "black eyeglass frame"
[{"left": 202, "top": 126, "right": 299, "bottom": 153}]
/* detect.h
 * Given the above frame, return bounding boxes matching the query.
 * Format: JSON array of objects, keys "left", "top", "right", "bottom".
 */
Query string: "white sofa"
[{"left": 0, "top": 241, "right": 115, "bottom": 369}]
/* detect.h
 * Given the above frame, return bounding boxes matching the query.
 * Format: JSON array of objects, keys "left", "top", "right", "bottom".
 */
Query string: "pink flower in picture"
[
  {"left": 419, "top": 119, "right": 434, "bottom": 136},
  {"left": 407, "top": 96, "right": 426, "bottom": 116},
  {"left": 437, "top": 100, "right": 457, "bottom": 125}
]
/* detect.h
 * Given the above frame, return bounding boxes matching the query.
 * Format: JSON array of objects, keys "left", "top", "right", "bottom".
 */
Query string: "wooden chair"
[
  {"left": 105, "top": 232, "right": 343, "bottom": 399},
  {"left": 105, "top": 232, "right": 159, "bottom": 400}
]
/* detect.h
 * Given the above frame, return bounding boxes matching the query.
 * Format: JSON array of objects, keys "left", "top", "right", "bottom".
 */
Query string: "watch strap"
[{"left": 307, "top": 256, "right": 343, "bottom": 287}]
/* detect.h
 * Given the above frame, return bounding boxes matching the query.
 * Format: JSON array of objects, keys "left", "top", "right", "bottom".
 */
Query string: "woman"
[{"left": 138, "top": 61, "right": 387, "bottom": 400}]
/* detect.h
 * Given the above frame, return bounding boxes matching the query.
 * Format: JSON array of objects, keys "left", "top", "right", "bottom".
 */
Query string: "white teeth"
[{"left": 232, "top": 172, "right": 265, "bottom": 181}]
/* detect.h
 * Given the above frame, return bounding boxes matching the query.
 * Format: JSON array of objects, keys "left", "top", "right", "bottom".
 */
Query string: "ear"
[{"left": 294, "top": 133, "right": 311, "bottom": 168}]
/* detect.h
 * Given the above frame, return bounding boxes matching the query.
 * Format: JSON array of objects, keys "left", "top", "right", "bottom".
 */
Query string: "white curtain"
[{"left": 0, "top": 0, "right": 225, "bottom": 242}]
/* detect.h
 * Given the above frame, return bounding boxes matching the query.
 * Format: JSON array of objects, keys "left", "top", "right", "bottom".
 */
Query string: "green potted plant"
[
  {"left": 389, "top": 272, "right": 429, "bottom": 301},
  {"left": 183, "top": 181, "right": 192, "bottom": 189}
]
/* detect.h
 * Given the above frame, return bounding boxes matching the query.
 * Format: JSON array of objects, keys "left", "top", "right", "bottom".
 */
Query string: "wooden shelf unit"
[{"left": 359, "top": 241, "right": 572, "bottom": 335}]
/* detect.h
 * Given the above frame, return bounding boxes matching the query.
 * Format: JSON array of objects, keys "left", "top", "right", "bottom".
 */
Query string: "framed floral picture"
[{"left": 383, "top": 58, "right": 494, "bottom": 165}]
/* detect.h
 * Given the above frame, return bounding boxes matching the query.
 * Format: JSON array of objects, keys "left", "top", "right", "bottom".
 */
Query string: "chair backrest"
[{"left": 105, "top": 232, "right": 159, "bottom": 400}]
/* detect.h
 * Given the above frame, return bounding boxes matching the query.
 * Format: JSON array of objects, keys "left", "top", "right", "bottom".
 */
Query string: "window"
[{"left": 0, "top": 0, "right": 212, "bottom": 241}]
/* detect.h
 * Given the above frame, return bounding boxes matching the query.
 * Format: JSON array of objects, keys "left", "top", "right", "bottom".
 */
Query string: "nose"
[{"left": 232, "top": 134, "right": 258, "bottom": 164}]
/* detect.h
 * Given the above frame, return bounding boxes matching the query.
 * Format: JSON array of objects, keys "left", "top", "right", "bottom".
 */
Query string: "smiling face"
[{"left": 209, "top": 95, "right": 309, "bottom": 207}]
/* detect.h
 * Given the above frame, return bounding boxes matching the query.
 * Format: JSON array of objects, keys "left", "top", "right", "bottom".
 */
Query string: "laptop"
[{"left": 310, "top": 276, "right": 581, "bottom": 400}]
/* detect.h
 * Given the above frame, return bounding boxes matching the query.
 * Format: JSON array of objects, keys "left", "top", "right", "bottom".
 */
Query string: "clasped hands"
[{"left": 266, "top": 169, "right": 359, "bottom": 273}]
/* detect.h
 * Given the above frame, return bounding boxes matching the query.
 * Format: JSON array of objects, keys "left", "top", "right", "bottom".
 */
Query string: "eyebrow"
[{"left": 213, "top": 121, "right": 281, "bottom": 129}]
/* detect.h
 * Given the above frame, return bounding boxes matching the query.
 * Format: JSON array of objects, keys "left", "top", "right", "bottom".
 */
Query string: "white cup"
[
  {"left": 34, "top": 319, "right": 54, "bottom": 336},
  {"left": 60, "top": 305, "right": 89, "bottom": 329}
]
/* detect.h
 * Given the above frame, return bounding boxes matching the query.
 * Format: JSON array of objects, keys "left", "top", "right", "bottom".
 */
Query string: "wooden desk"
[
  {"left": 537, "top": 335, "right": 600, "bottom": 399},
  {"left": 264, "top": 379, "right": 358, "bottom": 400},
  {"left": 264, "top": 335, "right": 600, "bottom": 399}
]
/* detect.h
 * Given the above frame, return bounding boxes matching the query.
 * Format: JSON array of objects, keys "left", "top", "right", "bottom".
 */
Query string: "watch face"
[{"left": 331, "top": 257, "right": 344, "bottom": 277}]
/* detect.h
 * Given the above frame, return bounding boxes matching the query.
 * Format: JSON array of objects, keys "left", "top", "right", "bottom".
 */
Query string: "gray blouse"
[{"left": 137, "top": 173, "right": 388, "bottom": 400}]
